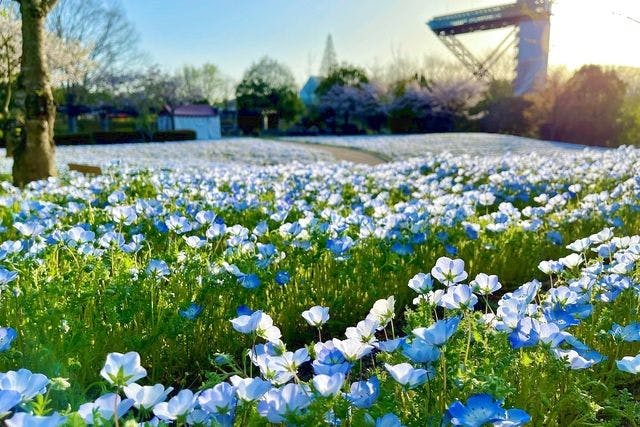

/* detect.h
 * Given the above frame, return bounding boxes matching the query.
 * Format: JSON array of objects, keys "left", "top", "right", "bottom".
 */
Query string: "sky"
[{"left": 122, "top": 0, "right": 640, "bottom": 85}]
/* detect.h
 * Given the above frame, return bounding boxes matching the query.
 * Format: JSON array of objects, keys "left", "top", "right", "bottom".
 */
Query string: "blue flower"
[
  {"left": 238, "top": 274, "right": 260, "bottom": 289},
  {"left": 391, "top": 242, "right": 413, "bottom": 256},
  {"left": 275, "top": 270, "right": 290, "bottom": 286},
  {"left": 236, "top": 305, "right": 254, "bottom": 317},
  {"left": 346, "top": 376, "right": 379, "bottom": 409},
  {"left": 412, "top": 317, "right": 460, "bottom": 347},
  {"left": 384, "top": 363, "right": 431, "bottom": 389},
  {"left": 609, "top": 323, "right": 640, "bottom": 342},
  {"left": 179, "top": 303, "right": 203, "bottom": 320},
  {"left": 616, "top": 354, "right": 640, "bottom": 374},
  {"left": 546, "top": 230, "right": 563, "bottom": 245},
  {"left": 0, "top": 327, "right": 17, "bottom": 352},
  {"left": 447, "top": 394, "right": 529, "bottom": 427},
  {"left": 326, "top": 237, "right": 354, "bottom": 259}
]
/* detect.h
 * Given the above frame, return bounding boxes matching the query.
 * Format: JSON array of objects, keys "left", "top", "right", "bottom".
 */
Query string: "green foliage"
[{"left": 315, "top": 65, "right": 369, "bottom": 97}]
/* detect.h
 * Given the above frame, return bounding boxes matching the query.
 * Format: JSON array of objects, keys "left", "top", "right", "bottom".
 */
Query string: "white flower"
[
  {"left": 100, "top": 352, "right": 147, "bottom": 386},
  {"left": 301, "top": 306, "right": 330, "bottom": 327}
]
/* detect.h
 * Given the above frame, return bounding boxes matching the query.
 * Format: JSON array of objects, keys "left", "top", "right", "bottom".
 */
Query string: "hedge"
[{"left": 151, "top": 130, "right": 196, "bottom": 142}]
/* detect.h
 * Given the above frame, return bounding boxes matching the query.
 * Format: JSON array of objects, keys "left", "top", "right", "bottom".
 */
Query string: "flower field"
[{"left": 0, "top": 138, "right": 639, "bottom": 425}]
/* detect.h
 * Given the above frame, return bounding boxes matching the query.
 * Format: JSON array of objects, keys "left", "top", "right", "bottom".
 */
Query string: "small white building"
[{"left": 157, "top": 105, "right": 222, "bottom": 140}]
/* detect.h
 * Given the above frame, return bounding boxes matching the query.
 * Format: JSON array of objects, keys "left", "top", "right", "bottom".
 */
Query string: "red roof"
[{"left": 164, "top": 105, "right": 218, "bottom": 117}]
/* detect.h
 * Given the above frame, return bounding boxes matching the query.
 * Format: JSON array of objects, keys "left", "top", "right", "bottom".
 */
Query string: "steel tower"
[{"left": 428, "top": 0, "right": 552, "bottom": 95}]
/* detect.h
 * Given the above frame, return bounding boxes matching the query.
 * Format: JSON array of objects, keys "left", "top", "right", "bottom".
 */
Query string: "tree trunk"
[{"left": 12, "top": 1, "right": 57, "bottom": 187}]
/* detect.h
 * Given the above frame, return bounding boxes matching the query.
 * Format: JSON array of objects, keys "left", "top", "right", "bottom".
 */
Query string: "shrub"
[
  {"left": 93, "top": 131, "right": 146, "bottom": 144},
  {"left": 151, "top": 130, "right": 197, "bottom": 142}
]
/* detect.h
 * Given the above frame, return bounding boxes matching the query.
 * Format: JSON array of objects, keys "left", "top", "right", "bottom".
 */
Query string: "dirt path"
[{"left": 274, "top": 139, "right": 389, "bottom": 165}]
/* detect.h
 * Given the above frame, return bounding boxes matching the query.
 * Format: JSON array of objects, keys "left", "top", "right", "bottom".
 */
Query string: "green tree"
[
  {"left": 474, "top": 80, "right": 534, "bottom": 136},
  {"left": 235, "top": 56, "right": 302, "bottom": 132},
  {"left": 544, "top": 65, "right": 626, "bottom": 147},
  {"left": 315, "top": 65, "right": 368, "bottom": 97}
]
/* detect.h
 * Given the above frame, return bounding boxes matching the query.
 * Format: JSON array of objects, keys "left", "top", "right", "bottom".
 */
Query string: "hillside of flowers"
[{"left": 0, "top": 142, "right": 639, "bottom": 425}]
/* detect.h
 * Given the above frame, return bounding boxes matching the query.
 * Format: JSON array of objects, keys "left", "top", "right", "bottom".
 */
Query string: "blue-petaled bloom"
[
  {"left": 179, "top": 303, "right": 203, "bottom": 320},
  {"left": 402, "top": 339, "right": 441, "bottom": 363},
  {"left": 431, "top": 257, "right": 468, "bottom": 286},
  {"left": 375, "top": 413, "right": 404, "bottom": 427},
  {"left": 100, "top": 352, "right": 147, "bottom": 386},
  {"left": 274, "top": 270, "right": 290, "bottom": 286},
  {"left": 198, "top": 382, "right": 237, "bottom": 416},
  {"left": 123, "top": 383, "right": 173, "bottom": 411},
  {"left": 146, "top": 259, "right": 170, "bottom": 277},
  {"left": 610, "top": 323, "right": 640, "bottom": 342},
  {"left": 236, "top": 305, "right": 253, "bottom": 317},
  {"left": 346, "top": 376, "right": 379, "bottom": 409},
  {"left": 0, "top": 389, "right": 21, "bottom": 415},
  {"left": 230, "top": 376, "right": 272, "bottom": 402},
  {"left": 616, "top": 354, "right": 640, "bottom": 374},
  {"left": 238, "top": 274, "right": 260, "bottom": 289},
  {"left": 302, "top": 306, "right": 330, "bottom": 327},
  {"left": 312, "top": 372, "right": 345, "bottom": 397},
  {"left": 546, "top": 230, "right": 563, "bottom": 245},
  {"left": 391, "top": 242, "right": 413, "bottom": 256},
  {"left": 412, "top": 316, "right": 460, "bottom": 347},
  {"left": 447, "top": 394, "right": 530, "bottom": 427},
  {"left": 5, "top": 411, "right": 67, "bottom": 427},
  {"left": 408, "top": 273, "right": 433, "bottom": 294},
  {"left": 384, "top": 363, "right": 430, "bottom": 389},
  {"left": 0, "top": 369, "right": 49, "bottom": 402},
  {"left": 326, "top": 237, "right": 354, "bottom": 260},
  {"left": 257, "top": 383, "right": 312, "bottom": 423},
  {"left": 508, "top": 317, "right": 540, "bottom": 349},
  {"left": 0, "top": 268, "right": 18, "bottom": 287},
  {"left": 0, "top": 327, "right": 17, "bottom": 352},
  {"left": 440, "top": 285, "right": 478, "bottom": 310},
  {"left": 78, "top": 393, "right": 135, "bottom": 424},
  {"left": 153, "top": 389, "right": 197, "bottom": 421}
]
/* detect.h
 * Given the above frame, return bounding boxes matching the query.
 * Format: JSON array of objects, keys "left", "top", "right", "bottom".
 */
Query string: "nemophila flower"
[
  {"left": 440, "top": 284, "right": 478, "bottom": 310},
  {"left": 346, "top": 376, "right": 379, "bottom": 409},
  {"left": 446, "top": 394, "right": 530, "bottom": 427},
  {"left": 77, "top": 393, "right": 134, "bottom": 425},
  {"left": 0, "top": 327, "right": 17, "bottom": 352},
  {"left": 470, "top": 273, "right": 502, "bottom": 295},
  {"left": 146, "top": 259, "right": 170, "bottom": 277},
  {"left": 274, "top": 270, "right": 290, "bottom": 286},
  {"left": 326, "top": 236, "right": 354, "bottom": 259},
  {"left": 558, "top": 253, "right": 583, "bottom": 270},
  {"left": 179, "top": 303, "right": 203, "bottom": 320},
  {"left": 110, "top": 205, "right": 137, "bottom": 225},
  {"left": 271, "top": 348, "right": 310, "bottom": 374},
  {"left": 478, "top": 192, "right": 496, "bottom": 206},
  {"left": 100, "top": 351, "right": 147, "bottom": 386},
  {"left": 402, "top": 339, "right": 441, "bottom": 363},
  {"left": 616, "top": 355, "right": 640, "bottom": 374},
  {"left": 123, "top": 383, "right": 174, "bottom": 410},
  {"left": 610, "top": 323, "right": 640, "bottom": 342},
  {"left": 376, "top": 337, "right": 405, "bottom": 353},
  {"left": 302, "top": 306, "right": 330, "bottom": 327},
  {"left": 391, "top": 242, "right": 413, "bottom": 256},
  {"left": 230, "top": 311, "right": 263, "bottom": 334},
  {"left": 412, "top": 316, "right": 460, "bottom": 347},
  {"left": 153, "top": 389, "right": 198, "bottom": 421},
  {"left": 508, "top": 317, "right": 540, "bottom": 349},
  {"left": 5, "top": 412, "right": 67, "bottom": 427},
  {"left": 229, "top": 376, "right": 271, "bottom": 402},
  {"left": 552, "top": 336, "right": 606, "bottom": 369},
  {"left": 257, "top": 383, "right": 312, "bottom": 423},
  {"left": 590, "top": 227, "right": 614, "bottom": 244},
  {"left": 195, "top": 210, "right": 216, "bottom": 225},
  {"left": 567, "top": 237, "right": 591, "bottom": 252},
  {"left": 0, "top": 390, "right": 21, "bottom": 415},
  {"left": 237, "top": 273, "right": 260, "bottom": 289},
  {"left": 206, "top": 223, "right": 226, "bottom": 239},
  {"left": 184, "top": 235, "right": 206, "bottom": 249},
  {"left": 408, "top": 272, "right": 433, "bottom": 294},
  {"left": 0, "top": 268, "right": 18, "bottom": 287},
  {"left": 332, "top": 338, "right": 373, "bottom": 362},
  {"left": 384, "top": 363, "right": 430, "bottom": 389},
  {"left": 312, "top": 372, "right": 345, "bottom": 397},
  {"left": 464, "top": 222, "right": 480, "bottom": 240},
  {"left": 346, "top": 318, "right": 380, "bottom": 344},
  {"left": 198, "top": 382, "right": 237, "bottom": 415},
  {"left": 431, "top": 257, "right": 468, "bottom": 286},
  {"left": 369, "top": 296, "right": 395, "bottom": 326},
  {"left": 445, "top": 244, "right": 458, "bottom": 256},
  {"left": 0, "top": 369, "right": 49, "bottom": 402},
  {"left": 236, "top": 305, "right": 253, "bottom": 316},
  {"left": 165, "top": 214, "right": 192, "bottom": 234},
  {"left": 546, "top": 230, "right": 563, "bottom": 245},
  {"left": 313, "top": 341, "right": 352, "bottom": 375},
  {"left": 538, "top": 260, "right": 563, "bottom": 275}
]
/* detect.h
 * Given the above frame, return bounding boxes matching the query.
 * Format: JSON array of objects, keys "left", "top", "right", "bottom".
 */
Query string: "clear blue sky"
[{"left": 122, "top": 0, "right": 640, "bottom": 85}]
